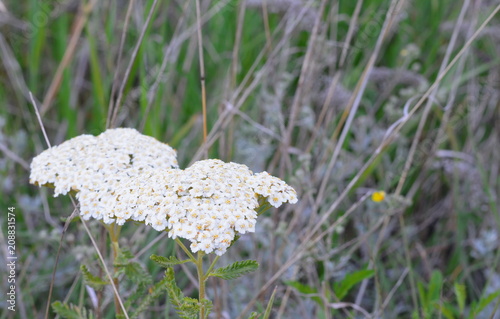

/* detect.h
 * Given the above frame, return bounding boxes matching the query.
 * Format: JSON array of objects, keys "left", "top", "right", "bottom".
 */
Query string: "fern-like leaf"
[
  {"left": 52, "top": 301, "right": 81, "bottom": 319},
  {"left": 177, "top": 297, "right": 199, "bottom": 319},
  {"left": 51, "top": 301, "right": 94, "bottom": 319},
  {"left": 165, "top": 267, "right": 185, "bottom": 309},
  {"left": 131, "top": 275, "right": 170, "bottom": 318},
  {"left": 209, "top": 260, "right": 259, "bottom": 280},
  {"left": 150, "top": 254, "right": 189, "bottom": 268},
  {"left": 81, "top": 265, "right": 108, "bottom": 291}
]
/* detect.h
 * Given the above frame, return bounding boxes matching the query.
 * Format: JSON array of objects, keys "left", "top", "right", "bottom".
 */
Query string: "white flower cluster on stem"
[
  {"left": 30, "top": 127, "right": 178, "bottom": 196},
  {"left": 30, "top": 130, "right": 298, "bottom": 255},
  {"left": 102, "top": 160, "right": 297, "bottom": 255}
]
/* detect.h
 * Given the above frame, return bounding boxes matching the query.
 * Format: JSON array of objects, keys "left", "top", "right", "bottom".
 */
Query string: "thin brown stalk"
[
  {"left": 40, "top": 0, "right": 97, "bottom": 115},
  {"left": 315, "top": 0, "right": 404, "bottom": 207},
  {"left": 0, "top": 33, "right": 30, "bottom": 102},
  {"left": 96, "top": 225, "right": 107, "bottom": 319},
  {"left": 140, "top": 0, "right": 191, "bottom": 132},
  {"left": 44, "top": 207, "right": 80, "bottom": 319},
  {"left": 80, "top": 217, "right": 129, "bottom": 319},
  {"left": 305, "top": 73, "right": 342, "bottom": 153},
  {"left": 230, "top": 2, "right": 246, "bottom": 90},
  {"left": 281, "top": 0, "right": 327, "bottom": 174},
  {"left": 109, "top": 0, "right": 160, "bottom": 128},
  {"left": 195, "top": 0, "right": 208, "bottom": 151},
  {"left": 377, "top": 268, "right": 410, "bottom": 315},
  {"left": 261, "top": 0, "right": 272, "bottom": 53},
  {"left": 0, "top": 142, "right": 30, "bottom": 170},
  {"left": 394, "top": 0, "right": 470, "bottom": 196},
  {"left": 193, "top": 0, "right": 315, "bottom": 165},
  {"left": 30, "top": 92, "right": 51, "bottom": 147},
  {"left": 339, "top": 0, "right": 364, "bottom": 66},
  {"left": 276, "top": 286, "right": 293, "bottom": 319},
  {"left": 106, "top": 0, "right": 136, "bottom": 129},
  {"left": 224, "top": 1, "right": 247, "bottom": 160},
  {"left": 190, "top": 4, "right": 313, "bottom": 163}
]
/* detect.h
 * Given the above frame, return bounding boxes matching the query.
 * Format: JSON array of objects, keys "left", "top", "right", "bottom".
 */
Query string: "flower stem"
[
  {"left": 174, "top": 238, "right": 197, "bottom": 263},
  {"left": 256, "top": 198, "right": 272, "bottom": 216},
  {"left": 205, "top": 255, "right": 220, "bottom": 278},
  {"left": 196, "top": 251, "right": 206, "bottom": 319},
  {"left": 107, "top": 223, "right": 122, "bottom": 316}
]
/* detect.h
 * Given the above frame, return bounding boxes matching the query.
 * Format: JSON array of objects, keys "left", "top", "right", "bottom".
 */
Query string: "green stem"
[
  {"left": 196, "top": 251, "right": 206, "bottom": 319},
  {"left": 106, "top": 223, "right": 122, "bottom": 316},
  {"left": 174, "top": 238, "right": 197, "bottom": 262},
  {"left": 205, "top": 256, "right": 220, "bottom": 278},
  {"left": 256, "top": 199, "right": 272, "bottom": 216}
]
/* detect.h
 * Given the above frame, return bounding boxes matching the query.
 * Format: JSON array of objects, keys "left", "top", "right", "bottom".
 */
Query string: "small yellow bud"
[{"left": 372, "top": 191, "right": 386, "bottom": 202}]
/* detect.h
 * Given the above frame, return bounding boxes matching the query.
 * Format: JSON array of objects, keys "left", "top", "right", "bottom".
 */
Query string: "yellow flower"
[{"left": 371, "top": 191, "right": 386, "bottom": 202}]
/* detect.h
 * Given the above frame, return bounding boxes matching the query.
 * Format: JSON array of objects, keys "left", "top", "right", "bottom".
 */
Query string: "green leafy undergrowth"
[
  {"left": 285, "top": 268, "right": 375, "bottom": 318},
  {"left": 51, "top": 301, "right": 95, "bottom": 319},
  {"left": 414, "top": 270, "right": 500, "bottom": 319}
]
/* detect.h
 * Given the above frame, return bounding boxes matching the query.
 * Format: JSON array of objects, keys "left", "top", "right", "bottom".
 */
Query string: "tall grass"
[{"left": 1, "top": 0, "right": 499, "bottom": 318}]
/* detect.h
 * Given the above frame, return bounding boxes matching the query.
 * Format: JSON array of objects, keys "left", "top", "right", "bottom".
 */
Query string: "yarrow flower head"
[
  {"left": 99, "top": 159, "right": 298, "bottom": 255},
  {"left": 30, "top": 130, "right": 298, "bottom": 256},
  {"left": 30, "top": 128, "right": 178, "bottom": 223}
]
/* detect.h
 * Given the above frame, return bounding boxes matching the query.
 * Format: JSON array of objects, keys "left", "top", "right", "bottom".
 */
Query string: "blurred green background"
[{"left": 1, "top": 0, "right": 499, "bottom": 318}]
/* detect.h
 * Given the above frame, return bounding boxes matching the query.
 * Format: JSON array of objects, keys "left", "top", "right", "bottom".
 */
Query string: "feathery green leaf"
[
  {"left": 80, "top": 265, "right": 108, "bottom": 291},
  {"left": 209, "top": 260, "right": 259, "bottom": 280},
  {"left": 150, "top": 254, "right": 189, "bottom": 268}
]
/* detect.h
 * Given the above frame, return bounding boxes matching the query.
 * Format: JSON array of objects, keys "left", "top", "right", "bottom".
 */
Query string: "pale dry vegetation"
[{"left": 0, "top": 0, "right": 499, "bottom": 318}]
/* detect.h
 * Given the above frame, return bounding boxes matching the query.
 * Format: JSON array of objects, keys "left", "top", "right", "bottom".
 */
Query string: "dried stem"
[{"left": 196, "top": 0, "right": 208, "bottom": 154}]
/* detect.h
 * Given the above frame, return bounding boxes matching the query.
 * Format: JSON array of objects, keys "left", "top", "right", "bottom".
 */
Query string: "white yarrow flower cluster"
[
  {"left": 252, "top": 171, "right": 300, "bottom": 208},
  {"left": 30, "top": 130, "right": 298, "bottom": 256},
  {"left": 30, "top": 128, "right": 179, "bottom": 223},
  {"left": 97, "top": 159, "right": 298, "bottom": 255}
]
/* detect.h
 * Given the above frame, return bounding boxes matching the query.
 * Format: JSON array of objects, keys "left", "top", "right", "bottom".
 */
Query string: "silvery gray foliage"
[
  {"left": 245, "top": 0, "right": 320, "bottom": 32},
  {"left": 369, "top": 67, "right": 428, "bottom": 91},
  {"left": 313, "top": 77, "right": 353, "bottom": 111},
  {"left": 438, "top": 157, "right": 489, "bottom": 212},
  {"left": 471, "top": 230, "right": 498, "bottom": 259},
  {"left": 441, "top": 22, "right": 500, "bottom": 41}
]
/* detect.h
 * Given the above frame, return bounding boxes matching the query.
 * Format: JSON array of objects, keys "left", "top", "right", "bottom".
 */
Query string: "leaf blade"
[
  {"left": 209, "top": 260, "right": 259, "bottom": 280},
  {"left": 150, "top": 254, "right": 190, "bottom": 268},
  {"left": 333, "top": 269, "right": 375, "bottom": 300},
  {"left": 81, "top": 265, "right": 108, "bottom": 291}
]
